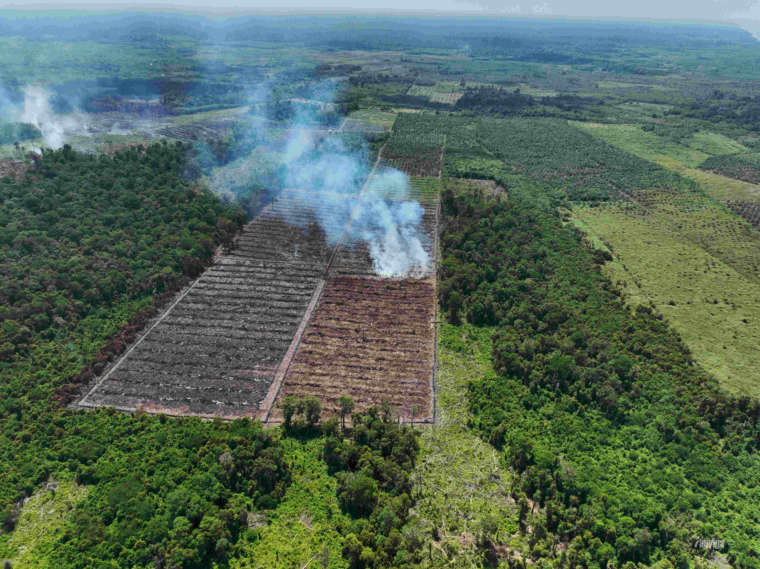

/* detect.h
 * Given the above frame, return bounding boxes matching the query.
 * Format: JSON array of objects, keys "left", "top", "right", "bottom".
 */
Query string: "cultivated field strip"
[
  {"left": 77, "top": 191, "right": 355, "bottom": 418},
  {"left": 272, "top": 276, "right": 437, "bottom": 423},
  {"left": 727, "top": 201, "right": 760, "bottom": 231}
]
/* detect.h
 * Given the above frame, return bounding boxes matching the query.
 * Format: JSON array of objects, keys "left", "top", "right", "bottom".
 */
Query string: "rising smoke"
[
  {"left": 1, "top": 77, "right": 431, "bottom": 277},
  {"left": 1, "top": 85, "right": 88, "bottom": 150},
  {"left": 355, "top": 171, "right": 429, "bottom": 277},
  {"left": 208, "top": 81, "right": 431, "bottom": 278}
]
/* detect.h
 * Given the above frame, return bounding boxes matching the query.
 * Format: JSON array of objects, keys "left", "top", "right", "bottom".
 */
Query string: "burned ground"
[
  {"left": 78, "top": 191, "right": 344, "bottom": 418},
  {"left": 78, "top": 178, "right": 440, "bottom": 422}
]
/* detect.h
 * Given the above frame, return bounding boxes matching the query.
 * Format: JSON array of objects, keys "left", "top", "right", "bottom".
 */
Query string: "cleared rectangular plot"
[
  {"left": 272, "top": 276, "right": 437, "bottom": 422},
  {"left": 78, "top": 173, "right": 439, "bottom": 422},
  {"left": 78, "top": 191, "right": 352, "bottom": 418}
]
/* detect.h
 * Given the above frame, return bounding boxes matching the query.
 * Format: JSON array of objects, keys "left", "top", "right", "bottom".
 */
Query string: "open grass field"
[
  {"left": 630, "top": 190, "right": 760, "bottom": 281},
  {"left": 343, "top": 109, "right": 397, "bottom": 134},
  {"left": 572, "top": 201, "right": 760, "bottom": 397},
  {"left": 701, "top": 153, "right": 760, "bottom": 185},
  {"left": 403, "top": 323, "right": 523, "bottom": 567},
  {"left": 575, "top": 122, "right": 760, "bottom": 203},
  {"left": 346, "top": 108, "right": 397, "bottom": 127}
]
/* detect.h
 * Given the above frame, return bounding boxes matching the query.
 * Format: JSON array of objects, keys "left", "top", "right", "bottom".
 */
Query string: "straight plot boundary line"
[
  {"left": 77, "top": 277, "right": 205, "bottom": 409},
  {"left": 259, "top": 145, "right": 388, "bottom": 423},
  {"left": 259, "top": 278, "right": 326, "bottom": 422},
  {"left": 431, "top": 138, "right": 445, "bottom": 424}
]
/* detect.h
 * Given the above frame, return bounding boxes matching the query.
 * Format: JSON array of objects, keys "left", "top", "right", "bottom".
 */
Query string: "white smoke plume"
[
  {"left": 350, "top": 177, "right": 430, "bottom": 277},
  {"left": 279, "top": 108, "right": 431, "bottom": 277},
  {"left": 10, "top": 86, "right": 87, "bottom": 149},
  {"left": 199, "top": 78, "right": 431, "bottom": 277}
]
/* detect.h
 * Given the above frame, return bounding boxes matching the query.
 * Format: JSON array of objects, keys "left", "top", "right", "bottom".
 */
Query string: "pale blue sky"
[{"left": 0, "top": 0, "right": 758, "bottom": 22}]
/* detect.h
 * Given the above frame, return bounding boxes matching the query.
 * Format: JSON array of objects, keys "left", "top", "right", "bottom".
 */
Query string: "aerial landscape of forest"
[{"left": 1, "top": 5, "right": 760, "bottom": 568}]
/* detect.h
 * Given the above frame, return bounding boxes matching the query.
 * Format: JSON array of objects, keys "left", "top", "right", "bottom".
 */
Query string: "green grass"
[
  {"left": 402, "top": 323, "right": 523, "bottom": 567},
  {"left": 0, "top": 479, "right": 88, "bottom": 568},
  {"left": 572, "top": 201, "right": 760, "bottom": 398},
  {"left": 596, "top": 80, "right": 649, "bottom": 89},
  {"left": 346, "top": 109, "right": 397, "bottom": 129},
  {"left": 232, "top": 437, "right": 350, "bottom": 569},
  {"left": 700, "top": 153, "right": 760, "bottom": 186},
  {"left": 575, "top": 121, "right": 760, "bottom": 202},
  {"left": 409, "top": 177, "right": 441, "bottom": 202},
  {"left": 689, "top": 131, "right": 749, "bottom": 155},
  {"left": 574, "top": 122, "right": 710, "bottom": 168},
  {"left": 683, "top": 166, "right": 760, "bottom": 203}
]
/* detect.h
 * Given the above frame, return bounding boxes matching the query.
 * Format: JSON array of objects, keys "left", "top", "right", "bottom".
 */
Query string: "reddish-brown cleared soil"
[{"left": 272, "top": 276, "right": 436, "bottom": 422}]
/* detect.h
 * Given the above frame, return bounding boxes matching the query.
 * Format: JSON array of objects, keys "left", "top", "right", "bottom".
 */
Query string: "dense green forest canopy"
[
  {"left": 439, "top": 179, "right": 760, "bottom": 569},
  {"left": 432, "top": 124, "right": 760, "bottom": 567},
  {"left": 0, "top": 143, "right": 243, "bottom": 363},
  {"left": 2, "top": 12, "right": 760, "bottom": 569}
]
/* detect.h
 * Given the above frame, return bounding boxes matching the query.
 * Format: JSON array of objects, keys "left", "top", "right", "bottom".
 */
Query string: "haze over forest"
[{"left": 2, "top": 5, "right": 760, "bottom": 569}]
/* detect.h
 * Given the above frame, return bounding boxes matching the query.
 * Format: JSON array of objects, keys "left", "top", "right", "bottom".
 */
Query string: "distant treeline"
[
  {"left": 0, "top": 122, "right": 41, "bottom": 144},
  {"left": 670, "top": 90, "right": 760, "bottom": 130}
]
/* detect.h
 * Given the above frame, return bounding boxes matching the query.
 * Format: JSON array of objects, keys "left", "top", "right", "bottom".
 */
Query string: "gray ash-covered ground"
[{"left": 79, "top": 191, "right": 347, "bottom": 418}]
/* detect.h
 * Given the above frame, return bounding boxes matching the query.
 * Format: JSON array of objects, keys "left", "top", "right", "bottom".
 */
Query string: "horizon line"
[{"left": 0, "top": 5, "right": 755, "bottom": 27}]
